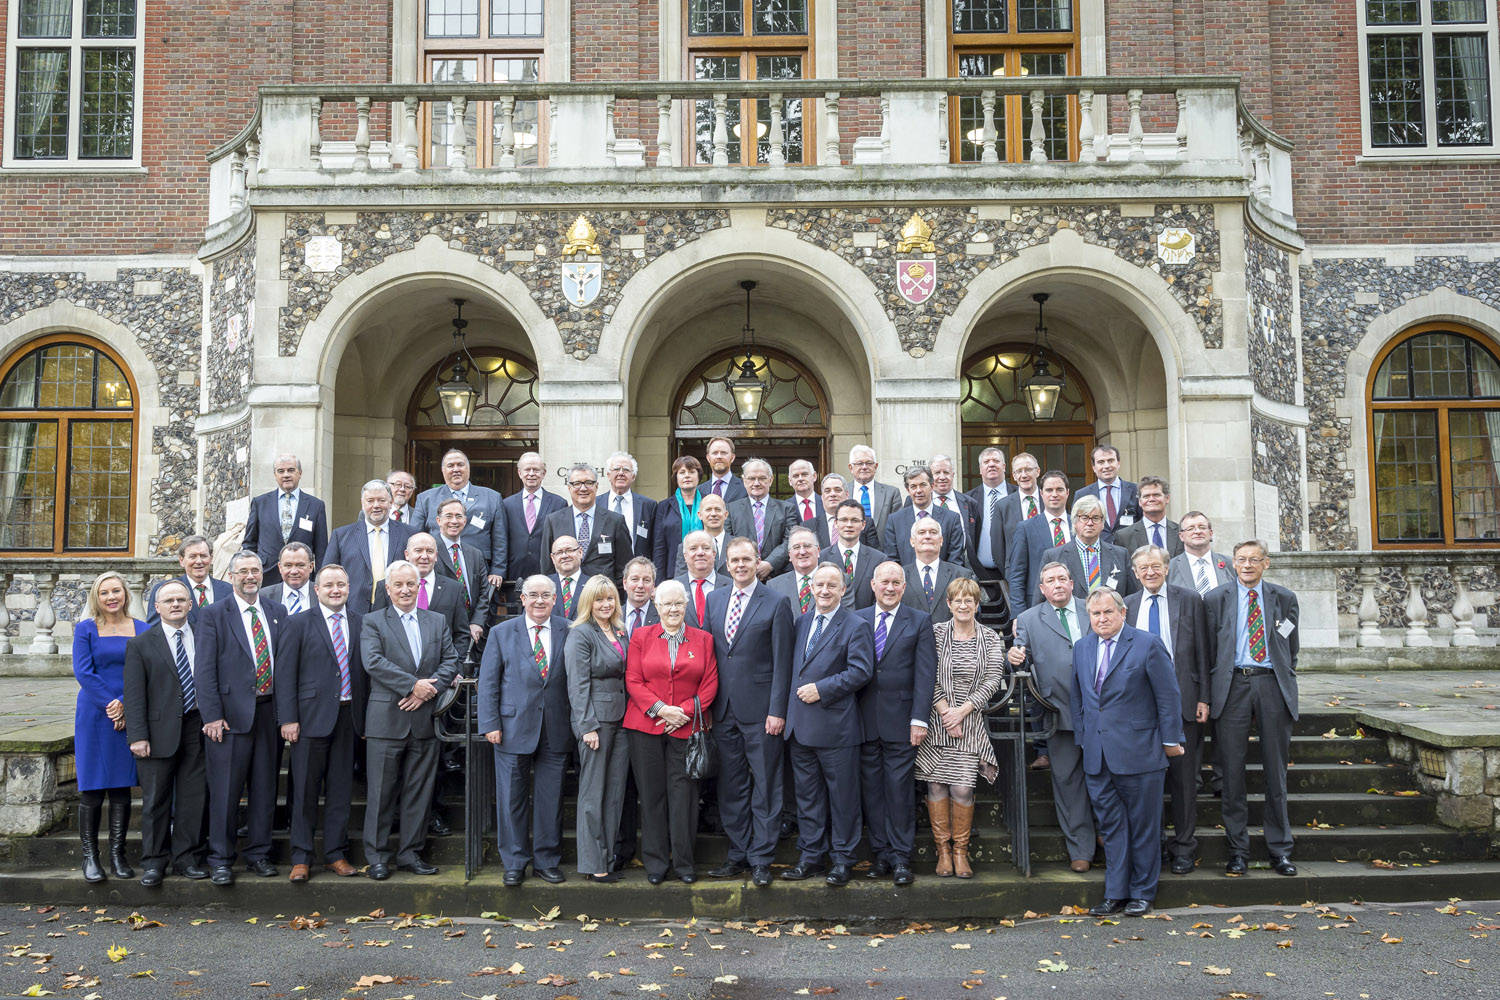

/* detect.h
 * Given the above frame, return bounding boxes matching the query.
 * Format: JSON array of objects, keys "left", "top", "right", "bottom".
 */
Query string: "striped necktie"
[
  {"left": 330, "top": 612, "right": 351, "bottom": 700},
  {"left": 173, "top": 629, "right": 196, "bottom": 713},
  {"left": 248, "top": 606, "right": 271, "bottom": 694}
]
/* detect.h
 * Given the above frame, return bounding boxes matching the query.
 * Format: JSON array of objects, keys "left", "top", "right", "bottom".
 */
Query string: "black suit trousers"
[
  {"left": 1164, "top": 716, "right": 1204, "bottom": 859},
  {"left": 137, "top": 708, "right": 208, "bottom": 871},
  {"left": 205, "top": 697, "right": 279, "bottom": 868},
  {"left": 626, "top": 730, "right": 699, "bottom": 878},
  {"left": 789, "top": 739, "right": 862, "bottom": 866},
  {"left": 715, "top": 712, "right": 785, "bottom": 866},
  {"left": 859, "top": 738, "right": 917, "bottom": 864},
  {"left": 289, "top": 702, "right": 356, "bottom": 864}
]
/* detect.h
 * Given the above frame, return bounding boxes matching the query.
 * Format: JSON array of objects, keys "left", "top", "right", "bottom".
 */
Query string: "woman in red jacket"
[{"left": 624, "top": 579, "right": 718, "bottom": 885}]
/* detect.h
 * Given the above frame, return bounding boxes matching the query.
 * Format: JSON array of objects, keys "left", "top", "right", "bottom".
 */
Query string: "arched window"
[
  {"left": 0, "top": 336, "right": 137, "bottom": 553},
  {"left": 405, "top": 353, "right": 540, "bottom": 495},
  {"left": 1369, "top": 324, "right": 1500, "bottom": 546},
  {"left": 960, "top": 342, "right": 1095, "bottom": 490}
]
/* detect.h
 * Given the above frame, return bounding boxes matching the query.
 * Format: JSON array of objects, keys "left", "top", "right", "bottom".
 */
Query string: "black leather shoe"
[
  {"left": 1269, "top": 855, "right": 1298, "bottom": 876},
  {"left": 780, "top": 862, "right": 826, "bottom": 881},
  {"left": 825, "top": 865, "right": 851, "bottom": 886},
  {"left": 892, "top": 864, "right": 915, "bottom": 886},
  {"left": 503, "top": 869, "right": 525, "bottom": 887},
  {"left": 866, "top": 859, "right": 892, "bottom": 879},
  {"left": 609, "top": 854, "right": 632, "bottom": 873},
  {"left": 586, "top": 871, "right": 624, "bottom": 883},
  {"left": 1089, "top": 898, "right": 1127, "bottom": 916},
  {"left": 535, "top": 867, "right": 566, "bottom": 884},
  {"left": 1225, "top": 855, "right": 1248, "bottom": 876},
  {"left": 427, "top": 816, "right": 451, "bottom": 837},
  {"left": 751, "top": 865, "right": 772, "bottom": 887},
  {"left": 1124, "top": 899, "right": 1152, "bottom": 917},
  {"left": 140, "top": 868, "right": 164, "bottom": 887},
  {"left": 1170, "top": 856, "right": 1196, "bottom": 875},
  {"left": 368, "top": 864, "right": 391, "bottom": 881},
  {"left": 708, "top": 861, "right": 749, "bottom": 878},
  {"left": 246, "top": 858, "right": 278, "bottom": 877},
  {"left": 646, "top": 873, "right": 665, "bottom": 885},
  {"left": 679, "top": 872, "right": 697, "bottom": 884},
  {"left": 210, "top": 866, "right": 235, "bottom": 886},
  {"left": 397, "top": 859, "right": 438, "bottom": 875},
  {"left": 779, "top": 819, "right": 796, "bottom": 839},
  {"left": 174, "top": 864, "right": 210, "bottom": 880}
]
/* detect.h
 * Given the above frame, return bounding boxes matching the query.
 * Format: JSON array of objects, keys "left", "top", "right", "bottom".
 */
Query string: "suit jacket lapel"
[
  {"left": 228, "top": 602, "right": 253, "bottom": 658},
  {"left": 387, "top": 608, "right": 416, "bottom": 671}
]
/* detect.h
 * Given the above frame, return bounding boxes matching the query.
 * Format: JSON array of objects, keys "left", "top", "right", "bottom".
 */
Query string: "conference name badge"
[
  {"left": 470, "top": 514, "right": 486, "bottom": 529},
  {"left": 1277, "top": 619, "right": 1295, "bottom": 638},
  {"left": 598, "top": 535, "right": 612, "bottom": 555},
  {"left": 298, "top": 517, "right": 314, "bottom": 532}
]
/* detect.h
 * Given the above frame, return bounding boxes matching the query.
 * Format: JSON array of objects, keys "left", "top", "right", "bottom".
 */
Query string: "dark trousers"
[
  {"left": 1086, "top": 764, "right": 1167, "bottom": 900},
  {"left": 137, "top": 708, "right": 208, "bottom": 871},
  {"left": 789, "top": 740, "right": 862, "bottom": 867},
  {"left": 715, "top": 713, "right": 785, "bottom": 866},
  {"left": 492, "top": 745, "right": 567, "bottom": 872},
  {"left": 613, "top": 769, "right": 640, "bottom": 864},
  {"left": 1218, "top": 671, "right": 1294, "bottom": 857},
  {"left": 626, "top": 729, "right": 698, "bottom": 878},
  {"left": 363, "top": 735, "right": 438, "bottom": 867},
  {"left": 205, "top": 696, "right": 279, "bottom": 868},
  {"left": 288, "top": 702, "right": 356, "bottom": 865},
  {"left": 1164, "top": 716, "right": 1204, "bottom": 860},
  {"left": 859, "top": 738, "right": 917, "bottom": 865}
]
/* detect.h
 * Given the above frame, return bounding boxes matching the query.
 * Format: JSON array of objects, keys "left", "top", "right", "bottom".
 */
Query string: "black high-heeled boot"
[
  {"left": 79, "top": 803, "right": 105, "bottom": 883},
  {"left": 107, "top": 800, "right": 134, "bottom": 879}
]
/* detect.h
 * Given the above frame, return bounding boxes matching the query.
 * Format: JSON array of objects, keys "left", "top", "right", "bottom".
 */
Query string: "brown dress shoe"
[
  {"left": 1070, "top": 859, "right": 1091, "bottom": 873},
  {"left": 324, "top": 859, "right": 357, "bottom": 877},
  {"left": 1029, "top": 755, "right": 1051, "bottom": 770},
  {"left": 289, "top": 864, "right": 310, "bottom": 883}
]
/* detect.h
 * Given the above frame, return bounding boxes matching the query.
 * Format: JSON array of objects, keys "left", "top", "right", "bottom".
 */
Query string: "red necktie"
[
  {"left": 694, "top": 578, "right": 707, "bottom": 625},
  {"left": 1105, "top": 484, "right": 1118, "bottom": 524},
  {"left": 802, "top": 498, "right": 813, "bottom": 520}
]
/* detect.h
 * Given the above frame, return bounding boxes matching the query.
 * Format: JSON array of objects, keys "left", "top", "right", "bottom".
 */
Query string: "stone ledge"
[{"left": 1355, "top": 713, "right": 1500, "bottom": 750}]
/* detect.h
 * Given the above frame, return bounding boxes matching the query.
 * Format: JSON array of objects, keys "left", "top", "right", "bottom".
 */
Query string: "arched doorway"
[
  {"left": 672, "top": 348, "right": 830, "bottom": 494},
  {"left": 405, "top": 353, "right": 540, "bottom": 495},
  {"left": 959, "top": 342, "right": 1097, "bottom": 489}
]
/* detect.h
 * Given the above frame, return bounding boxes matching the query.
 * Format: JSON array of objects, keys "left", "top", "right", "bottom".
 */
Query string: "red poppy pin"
[{"left": 1217, "top": 560, "right": 1226, "bottom": 569}]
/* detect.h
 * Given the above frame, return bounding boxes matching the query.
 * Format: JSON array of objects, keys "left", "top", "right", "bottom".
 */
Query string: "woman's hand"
[
  {"left": 104, "top": 698, "right": 124, "bottom": 722},
  {"left": 583, "top": 731, "right": 600, "bottom": 751},
  {"left": 939, "top": 702, "right": 968, "bottom": 737},
  {"left": 658, "top": 705, "right": 691, "bottom": 729}
]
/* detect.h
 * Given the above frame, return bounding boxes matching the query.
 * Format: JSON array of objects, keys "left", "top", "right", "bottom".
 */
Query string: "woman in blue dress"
[{"left": 73, "top": 571, "right": 145, "bottom": 882}]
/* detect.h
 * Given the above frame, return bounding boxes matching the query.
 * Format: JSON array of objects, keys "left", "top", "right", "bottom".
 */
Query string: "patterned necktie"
[
  {"left": 1057, "top": 605, "right": 1073, "bottom": 642},
  {"left": 753, "top": 501, "right": 765, "bottom": 547},
  {"left": 1051, "top": 517, "right": 1064, "bottom": 545},
  {"left": 1247, "top": 589, "right": 1267, "bottom": 662},
  {"left": 937, "top": 494, "right": 949, "bottom": 509},
  {"left": 798, "top": 575, "right": 811, "bottom": 613},
  {"left": 1025, "top": 495, "right": 1037, "bottom": 519},
  {"left": 874, "top": 611, "right": 888, "bottom": 660},
  {"left": 1152, "top": 523, "right": 1164, "bottom": 549},
  {"left": 987, "top": 488, "right": 1000, "bottom": 521},
  {"left": 195, "top": 584, "right": 207, "bottom": 608},
  {"left": 280, "top": 493, "right": 294, "bottom": 542},
  {"left": 922, "top": 565, "right": 934, "bottom": 603},
  {"left": 694, "top": 578, "right": 707, "bottom": 625},
  {"left": 533, "top": 624, "right": 548, "bottom": 678},
  {"left": 173, "top": 628, "right": 196, "bottom": 713},
  {"left": 1094, "top": 637, "right": 1114, "bottom": 692},
  {"left": 451, "top": 543, "right": 470, "bottom": 611},
  {"left": 417, "top": 577, "right": 429, "bottom": 610},
  {"left": 1105, "top": 484, "right": 1117, "bottom": 524},
  {"left": 288, "top": 588, "right": 301, "bottom": 614},
  {"left": 726, "top": 590, "right": 744, "bottom": 642},
  {"left": 1085, "top": 546, "right": 1099, "bottom": 589},
  {"left": 1148, "top": 593, "right": 1162, "bottom": 640},
  {"left": 630, "top": 608, "right": 643, "bottom": 636},
  {"left": 330, "top": 612, "right": 351, "bottom": 700},
  {"left": 1195, "top": 559, "right": 1212, "bottom": 595},
  {"left": 562, "top": 576, "right": 574, "bottom": 617},
  {"left": 860, "top": 485, "right": 872, "bottom": 518},
  {"left": 393, "top": 509, "right": 402, "bottom": 522},
  {"left": 578, "top": 512, "right": 591, "bottom": 551},
  {"left": 248, "top": 606, "right": 271, "bottom": 694},
  {"left": 525, "top": 493, "right": 537, "bottom": 532},
  {"left": 843, "top": 548, "right": 854, "bottom": 580},
  {"left": 806, "top": 614, "right": 826, "bottom": 654},
  {"left": 802, "top": 498, "right": 813, "bottom": 521}
]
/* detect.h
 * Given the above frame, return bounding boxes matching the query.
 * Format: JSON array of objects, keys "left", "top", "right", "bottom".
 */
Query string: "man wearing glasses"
[
  {"left": 540, "top": 462, "right": 632, "bottom": 589},
  {"left": 1043, "top": 495, "right": 1140, "bottom": 603}
]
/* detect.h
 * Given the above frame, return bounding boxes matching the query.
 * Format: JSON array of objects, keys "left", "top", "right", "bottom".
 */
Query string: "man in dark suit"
[
  {"left": 478, "top": 575, "right": 573, "bottom": 886},
  {"left": 990, "top": 452, "right": 1043, "bottom": 595},
  {"left": 703, "top": 537, "right": 796, "bottom": 888},
  {"left": 433, "top": 497, "right": 494, "bottom": 649},
  {"left": 900, "top": 519, "right": 975, "bottom": 625},
  {"left": 968, "top": 446, "right": 1010, "bottom": 598},
  {"left": 146, "top": 535, "right": 233, "bottom": 626},
  {"left": 275, "top": 564, "right": 368, "bottom": 882},
  {"left": 1043, "top": 496, "right": 1140, "bottom": 603},
  {"left": 360, "top": 560, "right": 462, "bottom": 879},
  {"left": 386, "top": 469, "right": 417, "bottom": 526},
  {"left": 241, "top": 454, "right": 328, "bottom": 588},
  {"left": 124, "top": 580, "right": 209, "bottom": 885},
  {"left": 782, "top": 564, "right": 875, "bottom": 886},
  {"left": 1167, "top": 511, "right": 1235, "bottom": 596},
  {"left": 541, "top": 463, "right": 631, "bottom": 586},
  {"left": 1125, "top": 544, "right": 1210, "bottom": 874},
  {"left": 728, "top": 458, "right": 796, "bottom": 580},
  {"left": 260, "top": 541, "right": 315, "bottom": 615},
  {"left": 1072, "top": 588, "right": 1183, "bottom": 917},
  {"left": 787, "top": 459, "right": 820, "bottom": 524},
  {"left": 812, "top": 475, "right": 880, "bottom": 551},
  {"left": 545, "top": 534, "right": 592, "bottom": 621},
  {"left": 621, "top": 557, "right": 660, "bottom": 636},
  {"left": 411, "top": 448, "right": 508, "bottom": 589},
  {"left": 373, "top": 533, "right": 472, "bottom": 664},
  {"left": 677, "top": 530, "right": 730, "bottom": 629},
  {"left": 928, "top": 454, "right": 980, "bottom": 569},
  {"left": 766, "top": 527, "right": 821, "bottom": 616},
  {"left": 1113, "top": 476, "right": 1184, "bottom": 558},
  {"left": 883, "top": 465, "right": 965, "bottom": 567},
  {"left": 195, "top": 551, "right": 285, "bottom": 885},
  {"left": 502, "top": 452, "right": 567, "bottom": 583},
  {"left": 1204, "top": 539, "right": 1300, "bottom": 877},
  {"left": 1074, "top": 445, "right": 1139, "bottom": 542},
  {"left": 820, "top": 499, "right": 881, "bottom": 610},
  {"left": 324, "top": 479, "right": 414, "bottom": 615},
  {"left": 856, "top": 561, "right": 936, "bottom": 886},
  {"left": 698, "top": 435, "right": 748, "bottom": 503},
  {"left": 604, "top": 451, "right": 657, "bottom": 561},
  {"left": 1006, "top": 470, "right": 1072, "bottom": 613},
  {"left": 1008, "top": 561, "right": 1094, "bottom": 871},
  {"left": 843, "top": 445, "right": 903, "bottom": 543}
]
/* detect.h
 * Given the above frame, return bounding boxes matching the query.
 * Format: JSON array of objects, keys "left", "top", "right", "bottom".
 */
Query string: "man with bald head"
[
  {"left": 241, "top": 454, "right": 328, "bottom": 588},
  {"left": 674, "top": 493, "right": 731, "bottom": 576}
]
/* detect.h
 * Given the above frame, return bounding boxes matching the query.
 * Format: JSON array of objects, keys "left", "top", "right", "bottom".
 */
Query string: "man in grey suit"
[
  {"left": 1167, "top": 511, "right": 1235, "bottom": 596},
  {"left": 1125, "top": 544, "right": 1210, "bottom": 874},
  {"left": 1008, "top": 561, "right": 1095, "bottom": 871},
  {"left": 541, "top": 463, "right": 632, "bottom": 586},
  {"left": 1042, "top": 496, "right": 1140, "bottom": 602},
  {"left": 728, "top": 459, "right": 797, "bottom": 580},
  {"left": 411, "top": 449, "right": 508, "bottom": 589},
  {"left": 1205, "top": 540, "right": 1300, "bottom": 878},
  {"left": 323, "top": 480, "right": 414, "bottom": 615},
  {"left": 766, "top": 527, "right": 821, "bottom": 617},
  {"left": 820, "top": 500, "right": 882, "bottom": 610},
  {"left": 359, "top": 560, "right": 461, "bottom": 880},
  {"left": 900, "top": 518, "right": 975, "bottom": 625},
  {"left": 843, "top": 445, "right": 903, "bottom": 543},
  {"left": 1113, "top": 476, "right": 1184, "bottom": 559}
]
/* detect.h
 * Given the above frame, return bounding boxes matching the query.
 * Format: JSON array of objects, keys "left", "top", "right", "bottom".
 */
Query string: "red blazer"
[{"left": 624, "top": 624, "right": 718, "bottom": 739}]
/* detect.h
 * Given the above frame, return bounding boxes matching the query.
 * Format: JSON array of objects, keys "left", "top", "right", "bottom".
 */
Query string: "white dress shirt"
[
  {"left": 184, "top": 575, "right": 215, "bottom": 607},
  {"left": 722, "top": 579, "right": 758, "bottom": 633},
  {"left": 233, "top": 595, "right": 273, "bottom": 669},
  {"left": 279, "top": 581, "right": 313, "bottom": 614},
  {"left": 165, "top": 622, "right": 195, "bottom": 671},
  {"left": 1133, "top": 587, "right": 1173, "bottom": 657}
]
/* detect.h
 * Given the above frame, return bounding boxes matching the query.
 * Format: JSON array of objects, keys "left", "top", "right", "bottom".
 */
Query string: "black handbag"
[{"left": 683, "top": 695, "right": 718, "bottom": 780}]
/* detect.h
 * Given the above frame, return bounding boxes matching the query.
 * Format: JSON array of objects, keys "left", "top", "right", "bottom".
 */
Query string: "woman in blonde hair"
[
  {"left": 73, "top": 571, "right": 147, "bottom": 882},
  {"left": 564, "top": 575, "right": 632, "bottom": 882}
]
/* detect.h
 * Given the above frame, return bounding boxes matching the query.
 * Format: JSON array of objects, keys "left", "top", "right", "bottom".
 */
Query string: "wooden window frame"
[{"left": 959, "top": 340, "right": 1096, "bottom": 491}]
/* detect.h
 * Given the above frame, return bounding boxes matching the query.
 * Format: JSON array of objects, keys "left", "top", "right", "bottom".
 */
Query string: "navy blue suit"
[
  {"left": 146, "top": 575, "right": 233, "bottom": 626},
  {"left": 883, "top": 505, "right": 966, "bottom": 568},
  {"left": 785, "top": 609, "right": 875, "bottom": 867},
  {"left": 704, "top": 582, "right": 795, "bottom": 867},
  {"left": 412, "top": 482, "right": 509, "bottom": 575},
  {"left": 698, "top": 474, "right": 748, "bottom": 504},
  {"left": 1006, "top": 511, "right": 1072, "bottom": 612},
  {"left": 1072, "top": 625, "right": 1183, "bottom": 901},
  {"left": 501, "top": 489, "right": 567, "bottom": 581},
  {"left": 241, "top": 489, "right": 328, "bottom": 587},
  {"left": 856, "top": 605, "right": 936, "bottom": 867},
  {"left": 605, "top": 492, "right": 657, "bottom": 560},
  {"left": 1075, "top": 479, "right": 1140, "bottom": 542},
  {"left": 477, "top": 614, "right": 572, "bottom": 873},
  {"left": 323, "top": 519, "right": 414, "bottom": 615}
]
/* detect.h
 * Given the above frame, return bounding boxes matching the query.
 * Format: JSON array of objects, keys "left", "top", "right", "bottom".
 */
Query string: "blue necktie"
[
  {"left": 173, "top": 629, "right": 196, "bottom": 714},
  {"left": 874, "top": 611, "right": 888, "bottom": 660},
  {"left": 1152, "top": 523, "right": 1164, "bottom": 549},
  {"left": 288, "top": 588, "right": 301, "bottom": 614},
  {"left": 1148, "top": 593, "right": 1161, "bottom": 639},
  {"left": 860, "top": 484, "right": 872, "bottom": 518},
  {"left": 806, "top": 614, "right": 826, "bottom": 654}
]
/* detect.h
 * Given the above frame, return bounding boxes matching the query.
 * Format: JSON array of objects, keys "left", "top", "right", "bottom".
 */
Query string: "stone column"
[
  {"left": 871, "top": 377, "right": 962, "bottom": 478},
  {"left": 1173, "top": 382, "right": 1257, "bottom": 545},
  {"left": 537, "top": 380, "right": 626, "bottom": 470}
]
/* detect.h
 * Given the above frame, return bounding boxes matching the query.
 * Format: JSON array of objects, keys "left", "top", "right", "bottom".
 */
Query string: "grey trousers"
[
  {"left": 1047, "top": 728, "right": 1097, "bottom": 862},
  {"left": 574, "top": 720, "right": 629, "bottom": 873},
  {"left": 1217, "top": 671, "right": 1294, "bottom": 857}
]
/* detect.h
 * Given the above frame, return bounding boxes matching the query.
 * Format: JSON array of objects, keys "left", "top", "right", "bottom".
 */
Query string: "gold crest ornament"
[
  {"left": 896, "top": 212, "right": 936, "bottom": 254},
  {"left": 562, "top": 214, "right": 602, "bottom": 256}
]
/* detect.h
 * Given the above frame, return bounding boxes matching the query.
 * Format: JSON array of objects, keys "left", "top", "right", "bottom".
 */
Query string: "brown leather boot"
[
  {"left": 950, "top": 802, "right": 975, "bottom": 879},
  {"left": 927, "top": 798, "right": 953, "bottom": 877}
]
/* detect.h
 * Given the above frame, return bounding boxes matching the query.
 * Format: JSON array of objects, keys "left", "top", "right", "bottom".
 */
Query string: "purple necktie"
[
  {"left": 753, "top": 500, "right": 765, "bottom": 547},
  {"left": 713, "top": 479, "right": 725, "bottom": 497},
  {"left": 525, "top": 493, "right": 537, "bottom": 532},
  {"left": 330, "top": 612, "right": 351, "bottom": 700},
  {"left": 874, "top": 611, "right": 888, "bottom": 660},
  {"left": 1094, "top": 638, "right": 1114, "bottom": 692}
]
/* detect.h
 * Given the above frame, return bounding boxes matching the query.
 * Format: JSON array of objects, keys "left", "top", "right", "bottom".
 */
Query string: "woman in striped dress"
[{"left": 914, "top": 577, "right": 1006, "bottom": 879}]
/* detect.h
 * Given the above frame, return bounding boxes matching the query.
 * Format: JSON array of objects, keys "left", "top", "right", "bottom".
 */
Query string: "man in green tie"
[{"left": 767, "top": 527, "right": 822, "bottom": 616}]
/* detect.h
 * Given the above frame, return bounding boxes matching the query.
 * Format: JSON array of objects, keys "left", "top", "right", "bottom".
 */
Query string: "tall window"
[
  {"left": 688, "top": 0, "right": 810, "bottom": 165},
  {"left": 421, "top": 0, "right": 545, "bottom": 167},
  {"left": 1369, "top": 325, "right": 1500, "bottom": 546},
  {"left": 5, "top": 0, "right": 142, "bottom": 166},
  {"left": 959, "top": 343, "right": 1095, "bottom": 489},
  {"left": 0, "top": 337, "right": 136, "bottom": 554},
  {"left": 949, "top": 0, "right": 1077, "bottom": 162},
  {"left": 1361, "top": 0, "right": 1496, "bottom": 154},
  {"left": 406, "top": 353, "right": 539, "bottom": 495}
]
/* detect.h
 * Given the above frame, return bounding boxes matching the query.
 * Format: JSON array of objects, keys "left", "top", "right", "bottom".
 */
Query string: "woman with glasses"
[
  {"left": 650, "top": 456, "right": 704, "bottom": 583},
  {"left": 565, "top": 576, "right": 632, "bottom": 883},
  {"left": 623, "top": 579, "right": 718, "bottom": 884}
]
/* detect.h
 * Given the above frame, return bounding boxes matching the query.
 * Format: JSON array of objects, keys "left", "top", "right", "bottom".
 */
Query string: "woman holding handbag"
[
  {"left": 565, "top": 576, "right": 632, "bottom": 884},
  {"left": 624, "top": 579, "right": 718, "bottom": 885}
]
